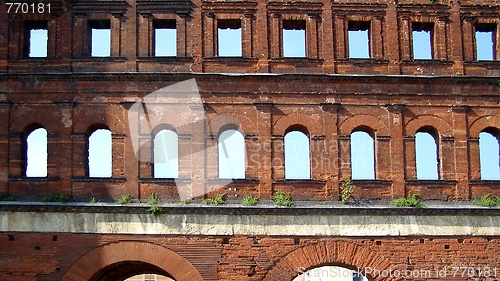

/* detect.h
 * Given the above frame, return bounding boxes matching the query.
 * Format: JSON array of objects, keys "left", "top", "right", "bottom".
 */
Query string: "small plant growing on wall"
[
  {"left": 472, "top": 194, "right": 500, "bottom": 208},
  {"left": 242, "top": 195, "right": 259, "bottom": 206},
  {"left": 145, "top": 193, "right": 164, "bottom": 217},
  {"left": 339, "top": 179, "right": 355, "bottom": 204},
  {"left": 40, "top": 193, "right": 69, "bottom": 203},
  {"left": 116, "top": 194, "right": 133, "bottom": 204},
  {"left": 390, "top": 194, "right": 425, "bottom": 208},
  {"left": 271, "top": 190, "right": 294, "bottom": 207},
  {"left": 0, "top": 194, "right": 15, "bottom": 201},
  {"left": 179, "top": 199, "right": 191, "bottom": 204},
  {"left": 202, "top": 194, "right": 227, "bottom": 205},
  {"left": 90, "top": 196, "right": 99, "bottom": 203}
]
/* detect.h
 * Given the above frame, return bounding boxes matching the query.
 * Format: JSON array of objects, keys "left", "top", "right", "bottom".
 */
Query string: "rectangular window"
[
  {"left": 89, "top": 20, "right": 111, "bottom": 57},
  {"left": 217, "top": 19, "right": 242, "bottom": 57},
  {"left": 282, "top": 20, "right": 306, "bottom": 58},
  {"left": 348, "top": 21, "right": 370, "bottom": 59},
  {"left": 412, "top": 22, "right": 433, "bottom": 60},
  {"left": 24, "top": 21, "right": 48, "bottom": 58},
  {"left": 154, "top": 20, "right": 176, "bottom": 57},
  {"left": 475, "top": 24, "right": 495, "bottom": 61}
]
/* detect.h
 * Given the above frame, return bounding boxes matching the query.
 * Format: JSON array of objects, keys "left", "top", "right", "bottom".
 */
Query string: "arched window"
[
  {"left": 26, "top": 127, "right": 48, "bottom": 177},
  {"left": 153, "top": 129, "right": 179, "bottom": 178},
  {"left": 88, "top": 129, "right": 112, "bottom": 178},
  {"left": 218, "top": 129, "right": 245, "bottom": 179},
  {"left": 415, "top": 131, "right": 439, "bottom": 180},
  {"left": 351, "top": 131, "right": 375, "bottom": 180},
  {"left": 479, "top": 131, "right": 500, "bottom": 180},
  {"left": 294, "top": 266, "right": 369, "bottom": 281},
  {"left": 284, "top": 130, "right": 311, "bottom": 179}
]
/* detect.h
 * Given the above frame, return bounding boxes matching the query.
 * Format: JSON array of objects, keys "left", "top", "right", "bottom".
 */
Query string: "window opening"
[
  {"left": 283, "top": 20, "right": 306, "bottom": 58},
  {"left": 218, "top": 19, "right": 242, "bottom": 57},
  {"left": 284, "top": 130, "right": 310, "bottom": 179},
  {"left": 154, "top": 20, "right": 177, "bottom": 57},
  {"left": 348, "top": 21, "right": 370, "bottom": 58}
]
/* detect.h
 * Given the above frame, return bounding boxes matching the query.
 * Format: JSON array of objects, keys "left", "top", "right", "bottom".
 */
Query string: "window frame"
[
  {"left": 411, "top": 22, "right": 435, "bottom": 60},
  {"left": 216, "top": 18, "right": 243, "bottom": 57},
  {"left": 153, "top": 19, "right": 177, "bottom": 57},
  {"left": 24, "top": 126, "right": 48, "bottom": 178},
  {"left": 282, "top": 19, "right": 307, "bottom": 58},
  {"left": 284, "top": 129, "right": 311, "bottom": 180},
  {"left": 23, "top": 20, "right": 48, "bottom": 58},
  {"left": 475, "top": 23, "right": 497, "bottom": 61},
  {"left": 88, "top": 20, "right": 111, "bottom": 57},
  {"left": 347, "top": 21, "right": 371, "bottom": 59},
  {"left": 87, "top": 128, "right": 113, "bottom": 178}
]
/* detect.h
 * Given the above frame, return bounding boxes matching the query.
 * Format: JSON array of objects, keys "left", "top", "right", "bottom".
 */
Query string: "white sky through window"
[{"left": 29, "top": 29, "right": 48, "bottom": 57}]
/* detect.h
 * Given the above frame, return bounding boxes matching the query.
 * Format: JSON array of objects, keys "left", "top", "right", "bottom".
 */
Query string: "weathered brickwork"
[
  {"left": 0, "top": 0, "right": 499, "bottom": 75},
  {"left": 0, "top": 232, "right": 499, "bottom": 281},
  {"left": 1, "top": 74, "right": 499, "bottom": 202},
  {"left": 1, "top": 0, "right": 500, "bottom": 280}
]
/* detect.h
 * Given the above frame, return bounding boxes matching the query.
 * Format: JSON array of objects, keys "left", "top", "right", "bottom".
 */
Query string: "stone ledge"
[{"left": 0, "top": 202, "right": 499, "bottom": 236}]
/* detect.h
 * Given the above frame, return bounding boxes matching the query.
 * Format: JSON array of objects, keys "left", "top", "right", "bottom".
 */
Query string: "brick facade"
[{"left": 1, "top": 0, "right": 500, "bottom": 279}]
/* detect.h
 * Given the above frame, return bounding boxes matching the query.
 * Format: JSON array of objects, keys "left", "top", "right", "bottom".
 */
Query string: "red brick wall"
[{"left": 0, "top": 233, "right": 499, "bottom": 280}]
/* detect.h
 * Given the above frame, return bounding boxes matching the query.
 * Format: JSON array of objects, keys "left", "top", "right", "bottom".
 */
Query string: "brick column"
[
  {"left": 372, "top": 16, "right": 384, "bottom": 59},
  {"left": 338, "top": 134, "right": 350, "bottom": 180},
  {"left": 177, "top": 13, "right": 189, "bottom": 57},
  {"left": 0, "top": 102, "right": 11, "bottom": 195},
  {"left": 254, "top": 103, "right": 273, "bottom": 198},
  {"left": 47, "top": 16, "right": 58, "bottom": 58},
  {"left": 449, "top": 1, "right": 464, "bottom": 73},
  {"left": 203, "top": 13, "right": 215, "bottom": 57},
  {"left": 269, "top": 13, "right": 281, "bottom": 59},
  {"left": 306, "top": 14, "right": 319, "bottom": 59},
  {"left": 111, "top": 13, "right": 123, "bottom": 57},
  {"left": 137, "top": 13, "right": 152, "bottom": 57},
  {"left": 440, "top": 136, "right": 455, "bottom": 180},
  {"left": 376, "top": 135, "right": 391, "bottom": 180},
  {"left": 333, "top": 15, "right": 346, "bottom": 59},
  {"left": 462, "top": 17, "right": 474, "bottom": 62},
  {"left": 399, "top": 16, "right": 411, "bottom": 61},
  {"left": 54, "top": 102, "right": 73, "bottom": 196},
  {"left": 321, "top": 103, "right": 340, "bottom": 199},
  {"left": 242, "top": 14, "right": 254, "bottom": 58},
  {"left": 468, "top": 136, "right": 480, "bottom": 181},
  {"left": 112, "top": 133, "right": 126, "bottom": 178},
  {"left": 387, "top": 104, "right": 406, "bottom": 198},
  {"left": 496, "top": 21, "right": 500, "bottom": 60},
  {"left": 451, "top": 106, "right": 469, "bottom": 200},
  {"left": 71, "top": 133, "right": 87, "bottom": 177},
  {"left": 403, "top": 135, "right": 416, "bottom": 181},
  {"left": 190, "top": 104, "right": 207, "bottom": 198},
  {"left": 385, "top": 0, "right": 400, "bottom": 73},
  {"left": 434, "top": 17, "right": 448, "bottom": 60},
  {"left": 73, "top": 14, "right": 86, "bottom": 57}
]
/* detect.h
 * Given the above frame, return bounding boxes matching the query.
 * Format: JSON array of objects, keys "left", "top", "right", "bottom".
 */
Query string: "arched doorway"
[
  {"left": 263, "top": 240, "right": 395, "bottom": 281},
  {"left": 64, "top": 241, "right": 202, "bottom": 281},
  {"left": 293, "top": 266, "right": 369, "bottom": 281}
]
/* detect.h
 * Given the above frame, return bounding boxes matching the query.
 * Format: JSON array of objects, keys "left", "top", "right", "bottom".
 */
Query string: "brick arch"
[
  {"left": 469, "top": 115, "right": 500, "bottom": 137},
  {"left": 273, "top": 113, "right": 322, "bottom": 135},
  {"left": 207, "top": 113, "right": 256, "bottom": 135},
  {"left": 338, "top": 114, "right": 389, "bottom": 135},
  {"left": 63, "top": 241, "right": 203, "bottom": 281},
  {"left": 405, "top": 115, "right": 453, "bottom": 136},
  {"left": 263, "top": 240, "right": 395, "bottom": 281}
]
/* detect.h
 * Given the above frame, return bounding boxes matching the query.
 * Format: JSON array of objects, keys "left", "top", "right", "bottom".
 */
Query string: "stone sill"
[
  {"left": 0, "top": 200, "right": 498, "bottom": 216},
  {"left": 335, "top": 58, "right": 389, "bottom": 64},
  {"left": 8, "top": 176, "right": 60, "bottom": 182},
  {"left": 137, "top": 56, "right": 193, "bottom": 63},
  {"left": 400, "top": 59, "right": 454, "bottom": 65},
  {"left": 72, "top": 57, "right": 127, "bottom": 62}
]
